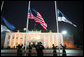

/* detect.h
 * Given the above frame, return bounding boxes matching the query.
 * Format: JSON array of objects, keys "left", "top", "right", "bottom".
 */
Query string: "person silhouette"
[
  {"left": 34, "top": 42, "right": 44, "bottom": 56},
  {"left": 52, "top": 44, "right": 57, "bottom": 56},
  {"left": 60, "top": 44, "right": 66, "bottom": 56},
  {"left": 17, "top": 44, "right": 23, "bottom": 56},
  {"left": 28, "top": 42, "right": 32, "bottom": 56},
  {"left": 39, "top": 42, "right": 44, "bottom": 56}
]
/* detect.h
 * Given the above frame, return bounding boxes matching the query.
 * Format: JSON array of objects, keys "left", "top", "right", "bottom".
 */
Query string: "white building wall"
[{"left": 4, "top": 32, "right": 63, "bottom": 48}]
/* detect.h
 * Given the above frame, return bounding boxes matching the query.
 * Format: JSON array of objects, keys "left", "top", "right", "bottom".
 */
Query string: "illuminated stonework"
[{"left": 3, "top": 31, "right": 75, "bottom": 48}]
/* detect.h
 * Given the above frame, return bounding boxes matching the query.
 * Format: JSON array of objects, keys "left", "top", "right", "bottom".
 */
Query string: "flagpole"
[
  {"left": 54, "top": 1, "right": 60, "bottom": 56},
  {"left": 1, "top": 1, "right": 4, "bottom": 12},
  {"left": 25, "top": 1, "right": 30, "bottom": 56}
]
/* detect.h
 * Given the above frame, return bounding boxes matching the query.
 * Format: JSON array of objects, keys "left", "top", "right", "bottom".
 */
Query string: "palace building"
[{"left": 3, "top": 30, "right": 75, "bottom": 48}]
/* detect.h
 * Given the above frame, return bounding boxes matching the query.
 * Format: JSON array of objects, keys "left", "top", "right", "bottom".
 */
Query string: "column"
[
  {"left": 4, "top": 33, "right": 8, "bottom": 48},
  {"left": 61, "top": 34, "right": 64, "bottom": 45},
  {"left": 56, "top": 33, "right": 59, "bottom": 46},
  {"left": 9, "top": 34, "right": 12, "bottom": 48},
  {"left": 23, "top": 34, "right": 25, "bottom": 47},
  {"left": 57, "top": 33, "right": 61, "bottom": 48},
  {"left": 52, "top": 34, "right": 54, "bottom": 44},
  {"left": 48, "top": 35, "right": 50, "bottom": 48},
  {"left": 44, "top": 34, "right": 46, "bottom": 47},
  {"left": 14, "top": 33, "right": 16, "bottom": 48},
  {"left": 54, "top": 34, "right": 56, "bottom": 46},
  {"left": 18, "top": 33, "right": 20, "bottom": 44}
]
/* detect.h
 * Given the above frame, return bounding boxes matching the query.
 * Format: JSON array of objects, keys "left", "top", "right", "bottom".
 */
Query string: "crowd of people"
[
  {"left": 16, "top": 42, "right": 44, "bottom": 56},
  {"left": 16, "top": 42, "right": 66, "bottom": 56},
  {"left": 52, "top": 44, "right": 66, "bottom": 56}
]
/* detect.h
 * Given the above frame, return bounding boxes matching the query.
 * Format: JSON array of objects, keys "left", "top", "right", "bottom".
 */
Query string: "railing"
[{"left": 1, "top": 49, "right": 83, "bottom": 56}]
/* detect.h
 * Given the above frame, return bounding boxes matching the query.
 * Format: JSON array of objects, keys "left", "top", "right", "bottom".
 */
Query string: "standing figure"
[
  {"left": 17, "top": 44, "right": 23, "bottom": 56},
  {"left": 60, "top": 44, "right": 66, "bottom": 56},
  {"left": 34, "top": 42, "right": 40, "bottom": 56},
  {"left": 39, "top": 42, "right": 44, "bottom": 56},
  {"left": 34, "top": 42, "right": 44, "bottom": 56},
  {"left": 28, "top": 42, "right": 32, "bottom": 56},
  {"left": 52, "top": 44, "right": 57, "bottom": 56}
]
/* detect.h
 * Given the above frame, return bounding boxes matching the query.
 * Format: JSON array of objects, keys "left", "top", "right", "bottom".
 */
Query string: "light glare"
[{"left": 62, "top": 30, "right": 67, "bottom": 35}]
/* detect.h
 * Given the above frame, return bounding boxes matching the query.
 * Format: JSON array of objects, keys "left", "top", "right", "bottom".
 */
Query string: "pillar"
[
  {"left": 4, "top": 33, "right": 8, "bottom": 48},
  {"left": 52, "top": 34, "right": 54, "bottom": 44},
  {"left": 9, "top": 34, "right": 12, "bottom": 48},
  {"left": 14, "top": 33, "right": 16, "bottom": 48},
  {"left": 61, "top": 34, "right": 64, "bottom": 45},
  {"left": 48, "top": 34, "right": 50, "bottom": 48},
  {"left": 18, "top": 33, "right": 20, "bottom": 44},
  {"left": 44, "top": 34, "right": 46, "bottom": 47},
  {"left": 56, "top": 33, "right": 59, "bottom": 46},
  {"left": 23, "top": 33, "right": 25, "bottom": 47}
]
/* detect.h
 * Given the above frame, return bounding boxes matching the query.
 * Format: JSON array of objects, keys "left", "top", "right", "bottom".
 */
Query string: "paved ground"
[{"left": 1, "top": 49, "right": 83, "bottom": 56}]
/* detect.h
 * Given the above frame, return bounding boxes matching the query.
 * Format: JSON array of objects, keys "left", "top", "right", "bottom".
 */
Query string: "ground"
[{"left": 1, "top": 48, "right": 83, "bottom": 56}]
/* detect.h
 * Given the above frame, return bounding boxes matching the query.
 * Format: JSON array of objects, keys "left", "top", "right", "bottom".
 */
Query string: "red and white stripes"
[{"left": 28, "top": 11, "right": 47, "bottom": 30}]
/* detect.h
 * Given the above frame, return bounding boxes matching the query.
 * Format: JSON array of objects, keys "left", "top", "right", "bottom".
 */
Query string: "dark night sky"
[{"left": 1, "top": 1, "right": 83, "bottom": 45}]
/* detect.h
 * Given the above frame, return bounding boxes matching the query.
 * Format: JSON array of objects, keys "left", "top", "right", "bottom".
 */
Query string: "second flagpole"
[
  {"left": 54, "top": 1, "right": 60, "bottom": 56},
  {"left": 25, "top": 1, "right": 30, "bottom": 56}
]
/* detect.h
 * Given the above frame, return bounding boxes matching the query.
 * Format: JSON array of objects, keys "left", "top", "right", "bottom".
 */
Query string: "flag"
[
  {"left": 28, "top": 9, "right": 47, "bottom": 30},
  {"left": 57, "top": 9, "right": 77, "bottom": 27},
  {"left": 1, "top": 16, "right": 16, "bottom": 30},
  {"left": 1, "top": 25, "right": 11, "bottom": 32}
]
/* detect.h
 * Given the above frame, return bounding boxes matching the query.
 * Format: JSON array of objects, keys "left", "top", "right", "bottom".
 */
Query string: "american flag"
[{"left": 28, "top": 9, "right": 47, "bottom": 30}]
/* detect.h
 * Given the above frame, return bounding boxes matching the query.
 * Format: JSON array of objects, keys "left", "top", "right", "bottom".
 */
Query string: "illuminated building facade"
[{"left": 3, "top": 31, "right": 75, "bottom": 48}]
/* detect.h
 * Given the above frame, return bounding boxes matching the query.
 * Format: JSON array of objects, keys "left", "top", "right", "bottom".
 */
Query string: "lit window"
[
  {"left": 20, "top": 38, "right": 23, "bottom": 39},
  {"left": 16, "top": 37, "right": 18, "bottom": 39},
  {"left": 46, "top": 36, "right": 48, "bottom": 39},
  {"left": 8, "top": 35, "right": 10, "bottom": 39},
  {"left": 42, "top": 36, "right": 44, "bottom": 39},
  {"left": 12, "top": 37, "right": 14, "bottom": 39},
  {"left": 50, "top": 36, "right": 52, "bottom": 39},
  {"left": 54, "top": 36, "right": 56, "bottom": 39}
]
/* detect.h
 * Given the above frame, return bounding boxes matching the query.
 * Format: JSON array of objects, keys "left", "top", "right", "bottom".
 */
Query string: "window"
[
  {"left": 16, "top": 37, "right": 18, "bottom": 39},
  {"left": 12, "top": 37, "right": 14, "bottom": 39},
  {"left": 20, "top": 38, "right": 23, "bottom": 39},
  {"left": 46, "top": 36, "right": 48, "bottom": 39},
  {"left": 50, "top": 36, "right": 52, "bottom": 39},
  {"left": 42, "top": 36, "right": 44, "bottom": 39},
  {"left": 8, "top": 35, "right": 10, "bottom": 39},
  {"left": 54, "top": 36, "right": 56, "bottom": 39},
  {"left": 7, "top": 41, "right": 9, "bottom": 45}
]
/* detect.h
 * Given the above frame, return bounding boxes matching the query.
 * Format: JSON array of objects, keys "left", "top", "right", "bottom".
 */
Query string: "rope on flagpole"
[
  {"left": 25, "top": 1, "right": 30, "bottom": 56},
  {"left": 54, "top": 1, "right": 60, "bottom": 56}
]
